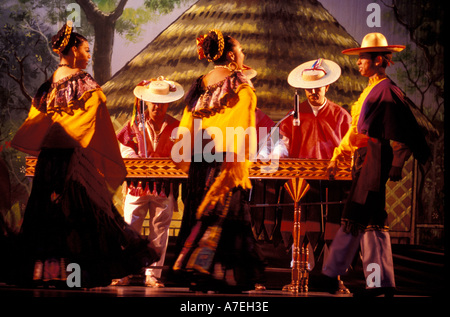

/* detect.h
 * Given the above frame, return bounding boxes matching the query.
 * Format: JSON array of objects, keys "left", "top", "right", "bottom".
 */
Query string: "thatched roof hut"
[{"left": 102, "top": 0, "right": 365, "bottom": 129}]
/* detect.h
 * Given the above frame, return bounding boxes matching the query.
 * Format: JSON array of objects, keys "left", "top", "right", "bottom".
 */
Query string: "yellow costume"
[
  {"left": 173, "top": 71, "right": 265, "bottom": 291},
  {"left": 176, "top": 78, "right": 256, "bottom": 217},
  {"left": 10, "top": 71, "right": 157, "bottom": 288},
  {"left": 12, "top": 71, "right": 126, "bottom": 191}
]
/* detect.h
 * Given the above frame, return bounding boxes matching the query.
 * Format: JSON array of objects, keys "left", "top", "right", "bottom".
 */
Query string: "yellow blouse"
[
  {"left": 12, "top": 72, "right": 126, "bottom": 191},
  {"left": 174, "top": 79, "right": 257, "bottom": 218}
]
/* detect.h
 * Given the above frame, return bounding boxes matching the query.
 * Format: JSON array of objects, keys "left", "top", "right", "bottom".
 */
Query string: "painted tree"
[
  {"left": 380, "top": 0, "right": 444, "bottom": 246},
  {"left": 75, "top": 0, "right": 193, "bottom": 85},
  {"left": 0, "top": 0, "right": 194, "bottom": 215},
  {"left": 0, "top": 3, "right": 56, "bottom": 208}
]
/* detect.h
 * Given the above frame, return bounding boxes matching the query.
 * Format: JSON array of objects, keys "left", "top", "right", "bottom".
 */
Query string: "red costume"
[
  {"left": 279, "top": 100, "right": 351, "bottom": 159},
  {"left": 117, "top": 112, "right": 180, "bottom": 158},
  {"left": 278, "top": 99, "right": 352, "bottom": 263}
]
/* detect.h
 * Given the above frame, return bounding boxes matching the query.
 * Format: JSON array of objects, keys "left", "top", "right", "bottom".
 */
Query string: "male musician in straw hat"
[
  {"left": 277, "top": 58, "right": 352, "bottom": 293},
  {"left": 281, "top": 58, "right": 351, "bottom": 159},
  {"left": 116, "top": 77, "right": 184, "bottom": 287},
  {"left": 323, "top": 33, "right": 430, "bottom": 297}
]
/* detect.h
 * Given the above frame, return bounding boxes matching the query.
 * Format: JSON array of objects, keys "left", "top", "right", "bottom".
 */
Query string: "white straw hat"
[
  {"left": 133, "top": 77, "right": 184, "bottom": 103},
  {"left": 287, "top": 58, "right": 341, "bottom": 89}
]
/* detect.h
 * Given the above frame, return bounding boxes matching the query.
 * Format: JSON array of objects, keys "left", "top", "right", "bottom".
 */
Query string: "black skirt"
[
  {"left": 174, "top": 157, "right": 266, "bottom": 291},
  {"left": 9, "top": 148, "right": 158, "bottom": 288}
]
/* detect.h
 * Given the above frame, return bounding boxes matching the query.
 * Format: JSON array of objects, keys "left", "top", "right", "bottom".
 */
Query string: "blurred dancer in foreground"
[{"left": 172, "top": 29, "right": 266, "bottom": 293}]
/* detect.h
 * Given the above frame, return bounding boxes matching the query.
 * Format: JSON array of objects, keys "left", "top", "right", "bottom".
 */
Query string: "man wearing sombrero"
[
  {"left": 277, "top": 58, "right": 352, "bottom": 293},
  {"left": 116, "top": 77, "right": 184, "bottom": 287},
  {"left": 323, "top": 33, "right": 430, "bottom": 297},
  {"left": 282, "top": 58, "right": 351, "bottom": 161}
]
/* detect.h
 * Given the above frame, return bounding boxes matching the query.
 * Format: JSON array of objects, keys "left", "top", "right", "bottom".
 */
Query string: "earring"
[{"left": 227, "top": 61, "right": 239, "bottom": 71}]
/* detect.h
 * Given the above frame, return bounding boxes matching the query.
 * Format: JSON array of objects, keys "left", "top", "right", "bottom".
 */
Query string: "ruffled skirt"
[{"left": 174, "top": 158, "right": 266, "bottom": 292}]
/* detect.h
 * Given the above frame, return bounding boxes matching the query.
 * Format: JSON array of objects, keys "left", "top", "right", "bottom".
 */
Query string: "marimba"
[
  {"left": 25, "top": 157, "right": 351, "bottom": 180},
  {"left": 25, "top": 157, "right": 352, "bottom": 293}
]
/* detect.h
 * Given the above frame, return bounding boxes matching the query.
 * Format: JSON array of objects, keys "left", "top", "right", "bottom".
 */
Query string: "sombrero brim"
[
  {"left": 287, "top": 59, "right": 341, "bottom": 89},
  {"left": 342, "top": 45, "right": 405, "bottom": 55},
  {"left": 133, "top": 82, "right": 185, "bottom": 103}
]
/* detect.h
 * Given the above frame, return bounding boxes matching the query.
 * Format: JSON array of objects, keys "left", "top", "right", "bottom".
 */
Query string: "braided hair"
[
  {"left": 51, "top": 23, "right": 87, "bottom": 56},
  {"left": 202, "top": 32, "right": 235, "bottom": 64}
]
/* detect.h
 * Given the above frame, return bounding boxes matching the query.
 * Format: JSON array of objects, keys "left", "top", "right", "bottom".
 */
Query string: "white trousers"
[
  {"left": 123, "top": 192, "right": 175, "bottom": 278},
  {"left": 322, "top": 227, "right": 395, "bottom": 288}
]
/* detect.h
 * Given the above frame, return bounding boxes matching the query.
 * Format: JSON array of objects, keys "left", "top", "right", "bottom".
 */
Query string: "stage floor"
[
  {"left": 0, "top": 244, "right": 444, "bottom": 299},
  {"left": 0, "top": 282, "right": 438, "bottom": 298},
  {"left": 0, "top": 284, "right": 354, "bottom": 297},
  {"left": 0, "top": 245, "right": 445, "bottom": 316}
]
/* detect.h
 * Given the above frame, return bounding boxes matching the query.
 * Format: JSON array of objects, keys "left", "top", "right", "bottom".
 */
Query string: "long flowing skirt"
[
  {"left": 174, "top": 159, "right": 266, "bottom": 291},
  {"left": 8, "top": 148, "right": 158, "bottom": 288}
]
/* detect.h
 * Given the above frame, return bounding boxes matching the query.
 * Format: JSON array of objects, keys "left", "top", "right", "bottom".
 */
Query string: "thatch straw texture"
[{"left": 103, "top": 0, "right": 366, "bottom": 129}]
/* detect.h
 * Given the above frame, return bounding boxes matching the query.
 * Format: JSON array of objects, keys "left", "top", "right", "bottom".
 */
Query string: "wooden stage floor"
[
  {"left": 0, "top": 244, "right": 444, "bottom": 299},
  {"left": 0, "top": 244, "right": 445, "bottom": 315}
]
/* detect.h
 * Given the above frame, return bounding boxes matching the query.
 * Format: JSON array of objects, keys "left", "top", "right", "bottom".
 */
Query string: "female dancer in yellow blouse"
[
  {"left": 173, "top": 29, "right": 265, "bottom": 293},
  {"left": 10, "top": 22, "right": 157, "bottom": 288}
]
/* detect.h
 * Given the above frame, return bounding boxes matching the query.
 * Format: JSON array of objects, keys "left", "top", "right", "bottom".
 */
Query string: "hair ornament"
[
  {"left": 196, "top": 34, "right": 207, "bottom": 60},
  {"left": 196, "top": 29, "right": 225, "bottom": 62},
  {"left": 53, "top": 21, "right": 73, "bottom": 54}
]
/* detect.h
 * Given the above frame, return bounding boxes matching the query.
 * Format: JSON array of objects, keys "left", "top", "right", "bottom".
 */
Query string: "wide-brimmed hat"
[
  {"left": 133, "top": 77, "right": 184, "bottom": 103},
  {"left": 342, "top": 32, "right": 405, "bottom": 55},
  {"left": 287, "top": 58, "right": 341, "bottom": 89}
]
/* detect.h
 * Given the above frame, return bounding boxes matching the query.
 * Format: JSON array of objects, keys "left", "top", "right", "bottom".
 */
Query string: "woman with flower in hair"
[
  {"left": 10, "top": 22, "right": 158, "bottom": 288},
  {"left": 172, "top": 29, "right": 266, "bottom": 293}
]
